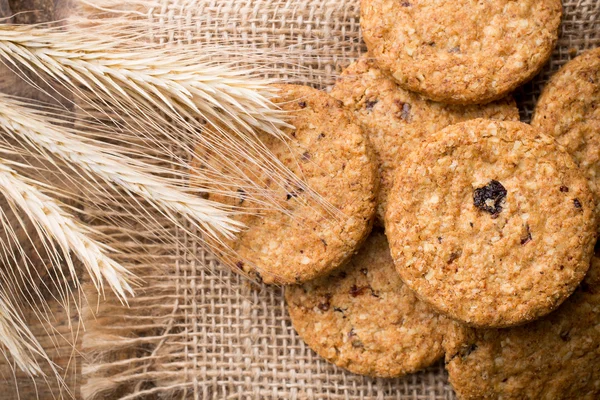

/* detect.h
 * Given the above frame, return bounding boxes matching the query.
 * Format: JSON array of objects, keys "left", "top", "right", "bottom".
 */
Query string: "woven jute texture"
[
  {"left": 1, "top": 0, "right": 599, "bottom": 399},
  {"left": 77, "top": 1, "right": 600, "bottom": 399}
]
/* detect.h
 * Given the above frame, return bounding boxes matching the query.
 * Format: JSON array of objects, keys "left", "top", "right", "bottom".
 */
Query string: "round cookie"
[
  {"left": 532, "top": 48, "right": 600, "bottom": 212},
  {"left": 193, "top": 84, "right": 377, "bottom": 285},
  {"left": 360, "top": 0, "right": 562, "bottom": 104},
  {"left": 330, "top": 57, "right": 519, "bottom": 223},
  {"left": 445, "top": 245, "right": 600, "bottom": 399},
  {"left": 285, "top": 231, "right": 464, "bottom": 377},
  {"left": 385, "top": 119, "right": 597, "bottom": 327}
]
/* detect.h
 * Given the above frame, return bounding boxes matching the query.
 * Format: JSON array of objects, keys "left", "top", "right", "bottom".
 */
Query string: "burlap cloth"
[{"left": 0, "top": 0, "right": 599, "bottom": 399}]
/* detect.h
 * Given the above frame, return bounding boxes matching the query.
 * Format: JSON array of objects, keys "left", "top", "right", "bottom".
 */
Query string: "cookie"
[
  {"left": 445, "top": 245, "right": 600, "bottom": 399},
  {"left": 192, "top": 84, "right": 377, "bottom": 284},
  {"left": 360, "top": 0, "right": 562, "bottom": 104},
  {"left": 330, "top": 57, "right": 519, "bottom": 223},
  {"left": 532, "top": 48, "right": 600, "bottom": 213},
  {"left": 285, "top": 231, "right": 464, "bottom": 377},
  {"left": 385, "top": 119, "right": 597, "bottom": 327}
]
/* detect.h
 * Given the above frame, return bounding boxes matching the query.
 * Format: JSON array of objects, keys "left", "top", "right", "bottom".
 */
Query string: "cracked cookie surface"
[
  {"left": 385, "top": 119, "right": 597, "bottom": 327},
  {"left": 285, "top": 231, "right": 464, "bottom": 377},
  {"left": 330, "top": 57, "right": 518, "bottom": 223},
  {"left": 360, "top": 0, "right": 561, "bottom": 104},
  {"left": 192, "top": 84, "right": 377, "bottom": 285},
  {"left": 445, "top": 249, "right": 600, "bottom": 399},
  {"left": 532, "top": 48, "right": 600, "bottom": 214}
]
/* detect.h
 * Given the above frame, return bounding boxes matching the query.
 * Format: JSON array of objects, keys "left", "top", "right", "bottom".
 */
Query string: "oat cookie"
[
  {"left": 330, "top": 57, "right": 519, "bottom": 223},
  {"left": 360, "top": 0, "right": 562, "bottom": 104},
  {"left": 532, "top": 48, "right": 600, "bottom": 212},
  {"left": 193, "top": 84, "right": 377, "bottom": 285},
  {"left": 285, "top": 231, "right": 464, "bottom": 377},
  {"left": 445, "top": 245, "right": 600, "bottom": 400},
  {"left": 385, "top": 119, "right": 597, "bottom": 327}
]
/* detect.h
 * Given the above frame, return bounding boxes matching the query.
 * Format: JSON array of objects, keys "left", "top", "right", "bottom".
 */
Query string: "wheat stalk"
[
  {"left": 0, "top": 161, "right": 133, "bottom": 302},
  {"left": 0, "top": 93, "right": 243, "bottom": 242}
]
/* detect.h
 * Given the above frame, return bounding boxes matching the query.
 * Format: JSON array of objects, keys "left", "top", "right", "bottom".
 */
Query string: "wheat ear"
[
  {"left": 0, "top": 24, "right": 287, "bottom": 139},
  {"left": 0, "top": 295, "right": 44, "bottom": 376},
  {"left": 0, "top": 162, "right": 133, "bottom": 302},
  {"left": 0, "top": 23, "right": 327, "bottom": 212},
  {"left": 0, "top": 94, "right": 243, "bottom": 241}
]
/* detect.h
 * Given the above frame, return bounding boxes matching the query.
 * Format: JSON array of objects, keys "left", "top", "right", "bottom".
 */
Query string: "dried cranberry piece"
[{"left": 473, "top": 180, "right": 507, "bottom": 216}]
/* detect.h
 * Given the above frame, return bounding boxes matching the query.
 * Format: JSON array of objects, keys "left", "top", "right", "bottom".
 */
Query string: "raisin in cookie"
[
  {"left": 385, "top": 119, "right": 597, "bottom": 327},
  {"left": 330, "top": 57, "right": 519, "bottom": 223},
  {"left": 445, "top": 245, "right": 600, "bottom": 399},
  {"left": 360, "top": 0, "right": 562, "bottom": 104},
  {"left": 532, "top": 48, "right": 600, "bottom": 213},
  {"left": 192, "top": 84, "right": 377, "bottom": 284},
  {"left": 286, "top": 231, "right": 464, "bottom": 377}
]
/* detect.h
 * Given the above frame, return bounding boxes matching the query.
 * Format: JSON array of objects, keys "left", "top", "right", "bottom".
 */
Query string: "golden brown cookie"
[
  {"left": 360, "top": 0, "right": 562, "bottom": 104},
  {"left": 532, "top": 48, "right": 600, "bottom": 213},
  {"left": 385, "top": 119, "right": 597, "bottom": 327},
  {"left": 445, "top": 246, "right": 600, "bottom": 400},
  {"left": 193, "top": 84, "right": 377, "bottom": 284},
  {"left": 285, "top": 231, "right": 464, "bottom": 377},
  {"left": 330, "top": 57, "right": 519, "bottom": 223}
]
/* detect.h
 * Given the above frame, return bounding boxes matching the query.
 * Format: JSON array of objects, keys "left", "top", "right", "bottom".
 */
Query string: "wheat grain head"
[
  {"left": 0, "top": 295, "right": 45, "bottom": 376},
  {"left": 0, "top": 161, "right": 133, "bottom": 302},
  {"left": 0, "top": 93, "right": 245, "bottom": 242}
]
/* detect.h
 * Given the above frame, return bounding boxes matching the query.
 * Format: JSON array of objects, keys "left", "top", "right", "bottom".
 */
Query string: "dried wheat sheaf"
[{"left": 0, "top": 12, "right": 318, "bottom": 386}]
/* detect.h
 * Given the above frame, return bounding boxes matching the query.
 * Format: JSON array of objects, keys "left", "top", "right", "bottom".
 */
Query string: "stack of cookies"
[{"left": 195, "top": 0, "right": 600, "bottom": 398}]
